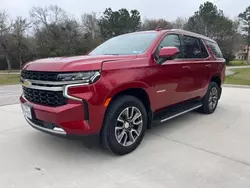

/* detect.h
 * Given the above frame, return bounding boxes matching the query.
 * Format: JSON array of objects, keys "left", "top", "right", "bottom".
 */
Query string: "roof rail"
[
  {"left": 170, "top": 29, "right": 215, "bottom": 42},
  {"left": 171, "top": 29, "right": 185, "bottom": 31},
  {"left": 155, "top": 27, "right": 162, "bottom": 31}
]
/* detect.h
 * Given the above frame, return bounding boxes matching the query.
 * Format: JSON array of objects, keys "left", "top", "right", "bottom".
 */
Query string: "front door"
[{"left": 151, "top": 34, "right": 194, "bottom": 109}]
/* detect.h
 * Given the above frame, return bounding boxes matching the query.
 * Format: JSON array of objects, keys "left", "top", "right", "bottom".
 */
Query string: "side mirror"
[{"left": 159, "top": 47, "right": 180, "bottom": 58}]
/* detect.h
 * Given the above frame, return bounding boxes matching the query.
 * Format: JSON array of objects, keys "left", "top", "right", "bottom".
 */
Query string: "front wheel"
[
  {"left": 199, "top": 82, "right": 220, "bottom": 114},
  {"left": 101, "top": 95, "right": 148, "bottom": 155}
]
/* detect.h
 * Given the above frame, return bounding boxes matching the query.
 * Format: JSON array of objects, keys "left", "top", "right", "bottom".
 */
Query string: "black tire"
[
  {"left": 199, "top": 82, "right": 220, "bottom": 114},
  {"left": 100, "top": 95, "right": 148, "bottom": 155}
]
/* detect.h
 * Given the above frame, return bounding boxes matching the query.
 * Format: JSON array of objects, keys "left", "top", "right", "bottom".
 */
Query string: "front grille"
[
  {"left": 21, "top": 70, "right": 59, "bottom": 81},
  {"left": 23, "top": 87, "right": 67, "bottom": 107}
]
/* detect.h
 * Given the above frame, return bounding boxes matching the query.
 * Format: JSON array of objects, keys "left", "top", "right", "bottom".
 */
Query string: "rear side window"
[
  {"left": 206, "top": 41, "right": 223, "bottom": 58},
  {"left": 181, "top": 35, "right": 205, "bottom": 59}
]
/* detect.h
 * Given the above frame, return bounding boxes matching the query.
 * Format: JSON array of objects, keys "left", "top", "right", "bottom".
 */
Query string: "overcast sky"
[{"left": 1, "top": 0, "right": 249, "bottom": 21}]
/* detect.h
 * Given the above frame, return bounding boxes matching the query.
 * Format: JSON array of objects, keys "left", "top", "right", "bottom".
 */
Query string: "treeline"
[{"left": 0, "top": 1, "right": 250, "bottom": 70}]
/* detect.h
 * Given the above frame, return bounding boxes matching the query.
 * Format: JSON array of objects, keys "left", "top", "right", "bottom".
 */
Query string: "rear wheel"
[
  {"left": 101, "top": 95, "right": 147, "bottom": 155},
  {"left": 199, "top": 82, "right": 220, "bottom": 114}
]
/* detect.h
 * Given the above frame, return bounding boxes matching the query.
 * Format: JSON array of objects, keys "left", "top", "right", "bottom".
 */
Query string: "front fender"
[{"left": 105, "top": 81, "right": 150, "bottom": 100}]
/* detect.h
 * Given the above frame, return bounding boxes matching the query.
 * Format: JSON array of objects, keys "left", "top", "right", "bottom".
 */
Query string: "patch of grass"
[
  {"left": 225, "top": 68, "right": 250, "bottom": 85},
  {"left": 0, "top": 74, "right": 20, "bottom": 85},
  {"left": 228, "top": 60, "right": 249, "bottom": 66},
  {"left": 0, "top": 70, "right": 20, "bottom": 73}
]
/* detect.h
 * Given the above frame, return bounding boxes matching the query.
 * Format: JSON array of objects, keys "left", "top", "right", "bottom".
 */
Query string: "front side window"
[
  {"left": 182, "top": 35, "right": 203, "bottom": 59},
  {"left": 158, "top": 34, "right": 182, "bottom": 49},
  {"left": 89, "top": 32, "right": 158, "bottom": 55},
  {"left": 156, "top": 34, "right": 183, "bottom": 59}
]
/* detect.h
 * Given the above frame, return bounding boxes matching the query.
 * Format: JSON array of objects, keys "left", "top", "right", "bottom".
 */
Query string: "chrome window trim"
[
  {"left": 153, "top": 32, "right": 212, "bottom": 62},
  {"left": 175, "top": 34, "right": 211, "bottom": 60}
]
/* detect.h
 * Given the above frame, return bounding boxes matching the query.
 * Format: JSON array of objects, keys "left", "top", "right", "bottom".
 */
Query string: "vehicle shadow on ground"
[
  {"left": 26, "top": 132, "right": 112, "bottom": 158},
  {"left": 25, "top": 111, "right": 206, "bottom": 160}
]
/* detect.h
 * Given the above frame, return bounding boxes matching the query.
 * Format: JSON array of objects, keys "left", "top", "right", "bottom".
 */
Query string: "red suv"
[{"left": 20, "top": 29, "right": 225, "bottom": 155}]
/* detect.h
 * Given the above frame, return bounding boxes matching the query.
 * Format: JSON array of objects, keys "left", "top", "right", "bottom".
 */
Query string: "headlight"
[{"left": 57, "top": 71, "right": 100, "bottom": 83}]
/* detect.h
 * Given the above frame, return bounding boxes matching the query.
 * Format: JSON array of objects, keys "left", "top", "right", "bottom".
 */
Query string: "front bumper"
[
  {"left": 24, "top": 116, "right": 66, "bottom": 136},
  {"left": 20, "top": 95, "right": 101, "bottom": 136},
  {"left": 20, "top": 70, "right": 109, "bottom": 137}
]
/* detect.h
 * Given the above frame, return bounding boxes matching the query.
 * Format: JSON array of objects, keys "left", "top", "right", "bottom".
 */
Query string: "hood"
[{"left": 24, "top": 55, "right": 137, "bottom": 72}]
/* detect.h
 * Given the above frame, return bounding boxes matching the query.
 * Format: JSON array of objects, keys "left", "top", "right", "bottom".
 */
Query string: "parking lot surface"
[{"left": 0, "top": 87, "right": 250, "bottom": 188}]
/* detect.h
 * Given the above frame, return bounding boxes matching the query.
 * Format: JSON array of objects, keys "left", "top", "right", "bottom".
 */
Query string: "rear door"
[{"left": 179, "top": 35, "right": 211, "bottom": 99}]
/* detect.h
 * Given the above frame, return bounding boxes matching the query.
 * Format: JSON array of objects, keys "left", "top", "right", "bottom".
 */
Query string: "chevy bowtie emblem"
[{"left": 23, "top": 80, "right": 31, "bottom": 87}]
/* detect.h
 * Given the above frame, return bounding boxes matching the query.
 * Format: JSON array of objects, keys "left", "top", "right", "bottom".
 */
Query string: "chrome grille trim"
[
  {"left": 20, "top": 70, "right": 94, "bottom": 103},
  {"left": 22, "top": 84, "right": 63, "bottom": 91},
  {"left": 20, "top": 77, "right": 89, "bottom": 86}
]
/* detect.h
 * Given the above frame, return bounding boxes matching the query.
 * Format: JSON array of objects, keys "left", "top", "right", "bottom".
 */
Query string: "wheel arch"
[
  {"left": 104, "top": 84, "right": 153, "bottom": 129},
  {"left": 210, "top": 75, "right": 221, "bottom": 87},
  {"left": 210, "top": 75, "right": 222, "bottom": 99}
]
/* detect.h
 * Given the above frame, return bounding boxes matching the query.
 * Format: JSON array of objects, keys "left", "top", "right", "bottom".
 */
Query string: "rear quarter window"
[{"left": 205, "top": 40, "right": 223, "bottom": 59}]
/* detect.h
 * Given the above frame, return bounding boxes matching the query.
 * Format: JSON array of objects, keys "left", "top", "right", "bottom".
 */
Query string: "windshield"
[{"left": 89, "top": 32, "right": 158, "bottom": 55}]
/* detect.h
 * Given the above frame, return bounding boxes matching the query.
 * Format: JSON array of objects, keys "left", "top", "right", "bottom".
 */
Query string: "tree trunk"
[
  {"left": 5, "top": 55, "right": 12, "bottom": 73},
  {"left": 246, "top": 45, "right": 249, "bottom": 64},
  {"left": 18, "top": 49, "right": 22, "bottom": 69},
  {"left": 246, "top": 34, "right": 250, "bottom": 64}
]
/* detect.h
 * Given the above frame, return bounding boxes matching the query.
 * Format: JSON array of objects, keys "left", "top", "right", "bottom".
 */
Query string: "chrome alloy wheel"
[
  {"left": 208, "top": 87, "right": 218, "bottom": 110},
  {"left": 115, "top": 107, "right": 143, "bottom": 147}
]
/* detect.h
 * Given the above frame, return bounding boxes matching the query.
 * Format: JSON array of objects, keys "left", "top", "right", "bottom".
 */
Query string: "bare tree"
[
  {"left": 30, "top": 5, "right": 67, "bottom": 27},
  {"left": 30, "top": 5, "right": 68, "bottom": 44},
  {"left": 172, "top": 17, "right": 187, "bottom": 29},
  {"left": 30, "top": 5, "right": 68, "bottom": 57},
  {"left": 141, "top": 19, "right": 173, "bottom": 31},
  {"left": 81, "top": 12, "right": 100, "bottom": 39},
  {"left": 30, "top": 5, "right": 87, "bottom": 57},
  {"left": 12, "top": 17, "right": 30, "bottom": 68},
  {"left": 0, "top": 11, "right": 12, "bottom": 72}
]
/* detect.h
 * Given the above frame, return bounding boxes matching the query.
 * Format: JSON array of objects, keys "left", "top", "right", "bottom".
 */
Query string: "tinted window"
[
  {"left": 182, "top": 35, "right": 203, "bottom": 59},
  {"left": 157, "top": 34, "right": 182, "bottom": 58},
  {"left": 158, "top": 35, "right": 181, "bottom": 49},
  {"left": 199, "top": 40, "right": 209, "bottom": 58},
  {"left": 206, "top": 41, "right": 223, "bottom": 58},
  {"left": 90, "top": 32, "right": 158, "bottom": 55}
]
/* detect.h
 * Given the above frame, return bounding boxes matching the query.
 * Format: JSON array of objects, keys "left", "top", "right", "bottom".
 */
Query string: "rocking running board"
[{"left": 152, "top": 101, "right": 202, "bottom": 124}]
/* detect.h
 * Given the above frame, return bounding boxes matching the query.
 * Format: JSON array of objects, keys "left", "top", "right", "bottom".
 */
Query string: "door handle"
[
  {"left": 182, "top": 65, "right": 191, "bottom": 69},
  {"left": 205, "top": 64, "right": 211, "bottom": 68}
]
